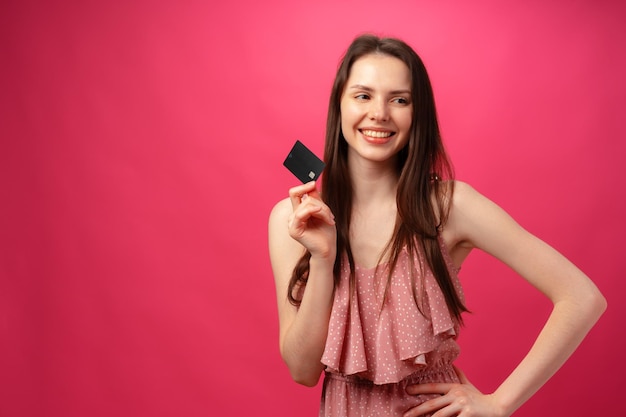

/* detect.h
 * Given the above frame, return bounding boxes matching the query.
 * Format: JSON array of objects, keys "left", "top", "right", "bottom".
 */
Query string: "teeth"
[{"left": 362, "top": 130, "right": 392, "bottom": 138}]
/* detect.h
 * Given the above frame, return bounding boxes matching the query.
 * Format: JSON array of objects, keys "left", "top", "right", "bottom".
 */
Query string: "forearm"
[
  {"left": 492, "top": 290, "right": 606, "bottom": 415},
  {"left": 280, "top": 256, "right": 335, "bottom": 386}
]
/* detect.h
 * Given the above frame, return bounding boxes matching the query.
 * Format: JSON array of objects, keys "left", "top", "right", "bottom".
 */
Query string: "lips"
[{"left": 359, "top": 128, "right": 396, "bottom": 144}]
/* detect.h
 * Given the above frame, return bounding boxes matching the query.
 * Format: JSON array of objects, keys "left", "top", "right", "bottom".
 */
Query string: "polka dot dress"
[{"left": 319, "top": 238, "right": 464, "bottom": 416}]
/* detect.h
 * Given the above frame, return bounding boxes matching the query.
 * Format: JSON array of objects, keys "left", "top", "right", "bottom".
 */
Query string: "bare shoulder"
[
  {"left": 446, "top": 180, "right": 568, "bottom": 275},
  {"left": 451, "top": 180, "right": 494, "bottom": 224},
  {"left": 269, "top": 197, "right": 293, "bottom": 227},
  {"left": 439, "top": 180, "right": 486, "bottom": 264},
  {"left": 268, "top": 197, "right": 300, "bottom": 256},
  {"left": 435, "top": 180, "right": 481, "bottom": 216},
  {"left": 438, "top": 181, "right": 482, "bottom": 239},
  {"left": 446, "top": 181, "right": 605, "bottom": 310},
  {"left": 448, "top": 180, "right": 482, "bottom": 210},
  {"left": 446, "top": 180, "right": 523, "bottom": 248}
]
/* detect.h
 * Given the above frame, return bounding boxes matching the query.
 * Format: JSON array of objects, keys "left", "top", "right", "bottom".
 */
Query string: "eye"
[
  {"left": 355, "top": 93, "right": 370, "bottom": 100},
  {"left": 392, "top": 97, "right": 410, "bottom": 105}
]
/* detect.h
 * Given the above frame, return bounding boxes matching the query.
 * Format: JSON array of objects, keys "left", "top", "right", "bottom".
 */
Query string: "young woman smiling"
[{"left": 268, "top": 34, "right": 606, "bottom": 417}]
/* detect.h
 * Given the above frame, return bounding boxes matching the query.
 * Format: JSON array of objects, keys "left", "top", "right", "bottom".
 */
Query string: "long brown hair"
[{"left": 288, "top": 34, "right": 468, "bottom": 323}]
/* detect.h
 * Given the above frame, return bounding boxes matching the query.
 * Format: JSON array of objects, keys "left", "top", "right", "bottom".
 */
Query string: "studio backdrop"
[{"left": 1, "top": 1, "right": 624, "bottom": 416}]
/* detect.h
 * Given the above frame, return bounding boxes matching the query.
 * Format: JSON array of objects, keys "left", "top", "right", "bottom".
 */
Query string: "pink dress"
[{"left": 319, "top": 239, "right": 464, "bottom": 416}]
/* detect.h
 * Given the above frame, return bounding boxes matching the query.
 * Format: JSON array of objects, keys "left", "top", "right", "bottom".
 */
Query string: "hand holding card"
[{"left": 283, "top": 140, "right": 325, "bottom": 183}]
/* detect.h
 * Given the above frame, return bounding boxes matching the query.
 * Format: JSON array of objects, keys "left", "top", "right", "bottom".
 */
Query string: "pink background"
[{"left": 1, "top": 1, "right": 624, "bottom": 416}]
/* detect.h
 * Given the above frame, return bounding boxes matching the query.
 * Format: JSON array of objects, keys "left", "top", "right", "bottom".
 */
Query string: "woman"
[{"left": 268, "top": 34, "right": 606, "bottom": 417}]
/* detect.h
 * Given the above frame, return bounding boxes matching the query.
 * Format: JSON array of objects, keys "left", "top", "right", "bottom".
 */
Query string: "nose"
[{"left": 368, "top": 98, "right": 389, "bottom": 121}]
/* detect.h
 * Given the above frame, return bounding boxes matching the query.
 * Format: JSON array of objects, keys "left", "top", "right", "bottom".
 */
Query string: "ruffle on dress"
[{"left": 320, "top": 238, "right": 464, "bottom": 385}]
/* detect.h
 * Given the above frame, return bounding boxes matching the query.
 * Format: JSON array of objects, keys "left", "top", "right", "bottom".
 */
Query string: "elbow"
[
  {"left": 279, "top": 340, "right": 324, "bottom": 387},
  {"left": 282, "top": 352, "right": 323, "bottom": 387},
  {"left": 285, "top": 362, "right": 322, "bottom": 387},
  {"left": 291, "top": 371, "right": 321, "bottom": 387},
  {"left": 593, "top": 290, "right": 608, "bottom": 318},
  {"left": 556, "top": 285, "right": 607, "bottom": 329},
  {"left": 579, "top": 286, "right": 607, "bottom": 324}
]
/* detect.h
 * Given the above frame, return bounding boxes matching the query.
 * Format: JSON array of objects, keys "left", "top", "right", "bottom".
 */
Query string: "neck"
[{"left": 348, "top": 155, "right": 399, "bottom": 208}]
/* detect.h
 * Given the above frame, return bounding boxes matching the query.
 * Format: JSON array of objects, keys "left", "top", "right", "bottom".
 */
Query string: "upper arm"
[
  {"left": 446, "top": 181, "right": 601, "bottom": 305},
  {"left": 268, "top": 198, "right": 306, "bottom": 343}
]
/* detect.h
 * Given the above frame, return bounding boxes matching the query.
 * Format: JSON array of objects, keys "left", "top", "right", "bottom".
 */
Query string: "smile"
[{"left": 360, "top": 129, "right": 395, "bottom": 138}]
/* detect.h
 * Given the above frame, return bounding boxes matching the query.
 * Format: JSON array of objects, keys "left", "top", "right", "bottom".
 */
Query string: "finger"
[
  {"left": 291, "top": 192, "right": 335, "bottom": 227},
  {"left": 306, "top": 197, "right": 335, "bottom": 225},
  {"left": 289, "top": 181, "right": 318, "bottom": 209},
  {"left": 289, "top": 203, "right": 322, "bottom": 227},
  {"left": 293, "top": 198, "right": 335, "bottom": 227},
  {"left": 305, "top": 186, "right": 322, "bottom": 200},
  {"left": 402, "top": 394, "right": 455, "bottom": 417}
]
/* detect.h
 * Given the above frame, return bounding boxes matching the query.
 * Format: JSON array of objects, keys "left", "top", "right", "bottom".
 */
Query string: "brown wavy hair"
[{"left": 288, "top": 34, "right": 468, "bottom": 323}]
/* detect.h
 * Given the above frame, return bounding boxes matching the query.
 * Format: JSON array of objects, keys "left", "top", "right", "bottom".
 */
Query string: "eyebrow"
[{"left": 347, "top": 84, "right": 411, "bottom": 95}]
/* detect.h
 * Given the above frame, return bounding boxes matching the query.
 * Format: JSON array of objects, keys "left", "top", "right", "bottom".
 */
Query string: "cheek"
[
  {"left": 339, "top": 118, "right": 351, "bottom": 142},
  {"left": 340, "top": 102, "right": 351, "bottom": 122},
  {"left": 399, "top": 109, "right": 413, "bottom": 132},
  {"left": 339, "top": 104, "right": 356, "bottom": 136}
]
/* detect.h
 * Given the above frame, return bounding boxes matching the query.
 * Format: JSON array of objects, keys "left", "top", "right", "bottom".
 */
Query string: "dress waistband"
[{"left": 325, "top": 363, "right": 457, "bottom": 386}]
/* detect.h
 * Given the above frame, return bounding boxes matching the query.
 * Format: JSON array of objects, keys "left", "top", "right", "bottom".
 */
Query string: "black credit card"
[{"left": 283, "top": 140, "right": 325, "bottom": 183}]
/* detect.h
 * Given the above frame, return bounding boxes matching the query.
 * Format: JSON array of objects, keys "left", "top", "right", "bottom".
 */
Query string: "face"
[{"left": 340, "top": 53, "right": 413, "bottom": 167}]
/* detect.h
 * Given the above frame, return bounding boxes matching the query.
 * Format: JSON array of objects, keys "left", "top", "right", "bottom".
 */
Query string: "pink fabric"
[
  {"left": 320, "top": 365, "right": 460, "bottom": 417},
  {"left": 319, "top": 238, "right": 464, "bottom": 416}
]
